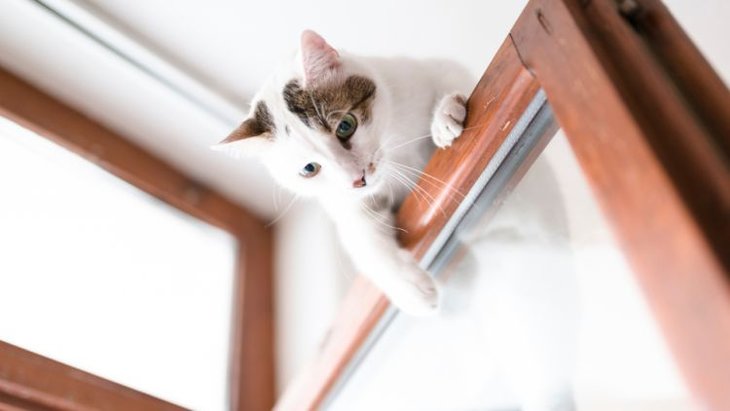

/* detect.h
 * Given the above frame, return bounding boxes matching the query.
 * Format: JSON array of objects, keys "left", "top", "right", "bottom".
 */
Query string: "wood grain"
[
  {"left": 629, "top": 0, "right": 730, "bottom": 158},
  {"left": 511, "top": 0, "right": 730, "bottom": 408},
  {"left": 0, "top": 340, "right": 185, "bottom": 411},
  {"left": 0, "top": 67, "right": 275, "bottom": 411},
  {"left": 397, "top": 40, "right": 542, "bottom": 253},
  {"left": 0, "top": 67, "right": 261, "bottom": 237},
  {"left": 274, "top": 38, "right": 542, "bottom": 411},
  {"left": 229, "top": 231, "right": 276, "bottom": 411}
]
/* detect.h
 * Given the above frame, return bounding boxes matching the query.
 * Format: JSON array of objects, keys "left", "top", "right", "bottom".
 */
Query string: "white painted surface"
[
  {"left": 0, "top": 116, "right": 236, "bottom": 411},
  {"left": 273, "top": 199, "right": 352, "bottom": 391}
]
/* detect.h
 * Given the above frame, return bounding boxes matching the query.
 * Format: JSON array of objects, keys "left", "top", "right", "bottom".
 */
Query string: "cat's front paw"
[
  {"left": 431, "top": 93, "right": 467, "bottom": 148},
  {"left": 387, "top": 251, "right": 440, "bottom": 316}
]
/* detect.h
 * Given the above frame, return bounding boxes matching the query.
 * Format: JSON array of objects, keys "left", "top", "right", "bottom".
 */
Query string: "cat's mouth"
[
  {"left": 351, "top": 172, "right": 384, "bottom": 196},
  {"left": 351, "top": 161, "right": 383, "bottom": 194}
]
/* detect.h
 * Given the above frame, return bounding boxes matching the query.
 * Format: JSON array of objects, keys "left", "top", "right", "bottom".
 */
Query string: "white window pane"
[{"left": 0, "top": 115, "right": 235, "bottom": 411}]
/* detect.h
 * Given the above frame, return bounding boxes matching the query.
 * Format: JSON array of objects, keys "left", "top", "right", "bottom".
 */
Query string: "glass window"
[{"left": 0, "top": 116, "right": 236, "bottom": 411}]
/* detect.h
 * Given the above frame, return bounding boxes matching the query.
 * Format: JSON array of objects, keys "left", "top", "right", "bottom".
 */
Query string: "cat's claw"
[{"left": 431, "top": 93, "right": 467, "bottom": 148}]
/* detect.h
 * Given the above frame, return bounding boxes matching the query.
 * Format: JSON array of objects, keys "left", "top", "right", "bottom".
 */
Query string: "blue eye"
[
  {"left": 300, "top": 162, "right": 321, "bottom": 177},
  {"left": 336, "top": 113, "right": 358, "bottom": 140}
]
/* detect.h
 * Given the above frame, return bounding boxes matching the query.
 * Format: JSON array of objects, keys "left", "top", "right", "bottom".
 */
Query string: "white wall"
[{"left": 273, "top": 199, "right": 352, "bottom": 391}]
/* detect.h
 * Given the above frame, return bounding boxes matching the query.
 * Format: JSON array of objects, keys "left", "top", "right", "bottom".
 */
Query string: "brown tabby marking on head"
[{"left": 282, "top": 75, "right": 376, "bottom": 141}]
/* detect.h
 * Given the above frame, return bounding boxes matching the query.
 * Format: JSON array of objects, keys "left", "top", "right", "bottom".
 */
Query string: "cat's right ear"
[{"left": 211, "top": 101, "right": 275, "bottom": 157}]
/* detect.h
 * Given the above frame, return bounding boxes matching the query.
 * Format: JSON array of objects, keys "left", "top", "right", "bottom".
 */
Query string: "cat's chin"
[{"left": 352, "top": 185, "right": 379, "bottom": 198}]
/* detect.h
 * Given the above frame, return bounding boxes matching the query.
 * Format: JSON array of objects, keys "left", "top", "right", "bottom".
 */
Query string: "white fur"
[
  {"left": 218, "top": 31, "right": 578, "bottom": 410},
  {"left": 431, "top": 93, "right": 468, "bottom": 148},
  {"left": 217, "top": 32, "right": 472, "bottom": 315}
]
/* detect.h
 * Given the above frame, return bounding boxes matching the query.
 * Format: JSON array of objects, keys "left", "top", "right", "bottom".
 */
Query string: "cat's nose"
[{"left": 353, "top": 173, "right": 367, "bottom": 188}]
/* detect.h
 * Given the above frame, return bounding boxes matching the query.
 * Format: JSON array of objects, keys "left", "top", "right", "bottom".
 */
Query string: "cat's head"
[{"left": 214, "top": 30, "right": 391, "bottom": 200}]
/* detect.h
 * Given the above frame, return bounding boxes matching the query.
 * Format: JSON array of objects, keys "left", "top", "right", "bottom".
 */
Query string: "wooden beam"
[
  {"left": 0, "top": 340, "right": 185, "bottom": 411},
  {"left": 511, "top": 0, "right": 730, "bottom": 408},
  {"left": 273, "top": 37, "right": 542, "bottom": 411},
  {"left": 0, "top": 67, "right": 276, "bottom": 411},
  {"left": 229, "top": 230, "right": 275, "bottom": 411},
  {"left": 633, "top": 0, "right": 730, "bottom": 158},
  {"left": 0, "top": 67, "right": 261, "bottom": 237}
]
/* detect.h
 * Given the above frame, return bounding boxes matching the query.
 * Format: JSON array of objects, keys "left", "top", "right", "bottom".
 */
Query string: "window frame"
[
  {"left": 0, "top": 67, "right": 274, "bottom": 411},
  {"left": 274, "top": 0, "right": 730, "bottom": 409}
]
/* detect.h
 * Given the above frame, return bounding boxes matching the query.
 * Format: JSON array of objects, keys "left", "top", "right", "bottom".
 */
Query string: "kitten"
[{"left": 214, "top": 30, "right": 473, "bottom": 315}]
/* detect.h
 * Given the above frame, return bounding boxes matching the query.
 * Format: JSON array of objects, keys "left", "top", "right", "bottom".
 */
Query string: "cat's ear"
[
  {"left": 211, "top": 114, "right": 273, "bottom": 158},
  {"left": 300, "top": 29, "right": 340, "bottom": 86}
]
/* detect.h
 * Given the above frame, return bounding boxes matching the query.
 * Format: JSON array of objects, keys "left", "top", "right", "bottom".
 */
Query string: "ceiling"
[{"left": 0, "top": 0, "right": 727, "bottom": 218}]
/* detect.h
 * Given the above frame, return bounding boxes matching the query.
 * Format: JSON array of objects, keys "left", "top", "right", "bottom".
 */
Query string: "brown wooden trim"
[
  {"left": 274, "top": 37, "right": 542, "bottom": 411},
  {"left": 631, "top": 0, "right": 730, "bottom": 158},
  {"left": 0, "top": 67, "right": 261, "bottom": 237},
  {"left": 511, "top": 0, "right": 730, "bottom": 409},
  {"left": 0, "top": 67, "right": 276, "bottom": 410},
  {"left": 397, "top": 40, "right": 542, "bottom": 253},
  {"left": 0, "top": 340, "right": 185, "bottom": 411},
  {"left": 229, "top": 230, "right": 275, "bottom": 411}
]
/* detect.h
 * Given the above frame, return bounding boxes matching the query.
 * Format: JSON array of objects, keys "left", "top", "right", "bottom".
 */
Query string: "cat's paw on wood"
[
  {"left": 387, "top": 250, "right": 440, "bottom": 316},
  {"left": 431, "top": 93, "right": 467, "bottom": 148}
]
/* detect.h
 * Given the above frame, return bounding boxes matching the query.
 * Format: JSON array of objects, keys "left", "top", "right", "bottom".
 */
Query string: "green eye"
[
  {"left": 335, "top": 113, "right": 358, "bottom": 140},
  {"left": 300, "top": 162, "right": 321, "bottom": 178}
]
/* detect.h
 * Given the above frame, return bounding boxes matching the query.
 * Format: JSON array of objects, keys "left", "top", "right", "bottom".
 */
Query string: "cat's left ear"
[
  {"left": 300, "top": 29, "right": 340, "bottom": 86},
  {"left": 211, "top": 104, "right": 274, "bottom": 157}
]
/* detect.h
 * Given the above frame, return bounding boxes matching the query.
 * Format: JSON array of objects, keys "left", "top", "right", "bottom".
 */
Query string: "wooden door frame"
[
  {"left": 275, "top": 0, "right": 730, "bottom": 410},
  {"left": 0, "top": 68, "right": 274, "bottom": 411}
]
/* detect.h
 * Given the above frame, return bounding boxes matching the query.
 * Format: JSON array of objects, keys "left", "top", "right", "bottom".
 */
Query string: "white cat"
[{"left": 214, "top": 30, "right": 473, "bottom": 315}]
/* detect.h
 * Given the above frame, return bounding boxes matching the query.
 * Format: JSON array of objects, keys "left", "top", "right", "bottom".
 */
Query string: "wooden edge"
[
  {"left": 0, "top": 340, "right": 185, "bottom": 411},
  {"left": 273, "top": 37, "right": 541, "bottom": 411},
  {"left": 511, "top": 0, "right": 730, "bottom": 408},
  {"left": 229, "top": 228, "right": 276, "bottom": 411},
  {"left": 634, "top": 0, "right": 730, "bottom": 157},
  {"left": 0, "top": 66, "right": 262, "bottom": 236},
  {"left": 0, "top": 67, "right": 277, "bottom": 409}
]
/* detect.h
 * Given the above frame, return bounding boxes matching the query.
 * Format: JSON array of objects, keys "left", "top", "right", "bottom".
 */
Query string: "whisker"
[
  {"left": 378, "top": 133, "right": 432, "bottom": 153},
  {"left": 385, "top": 179, "right": 396, "bottom": 205},
  {"left": 390, "top": 166, "right": 464, "bottom": 211},
  {"left": 361, "top": 202, "right": 406, "bottom": 233},
  {"left": 389, "top": 161, "right": 466, "bottom": 199},
  {"left": 376, "top": 123, "right": 483, "bottom": 156},
  {"left": 374, "top": 134, "right": 400, "bottom": 157},
  {"left": 388, "top": 169, "right": 426, "bottom": 207},
  {"left": 273, "top": 184, "right": 286, "bottom": 211},
  {"left": 396, "top": 168, "right": 464, "bottom": 207},
  {"left": 267, "top": 194, "right": 300, "bottom": 227},
  {"left": 391, "top": 167, "right": 447, "bottom": 217},
  {"left": 392, "top": 171, "right": 434, "bottom": 216},
  {"left": 390, "top": 168, "right": 443, "bottom": 216}
]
